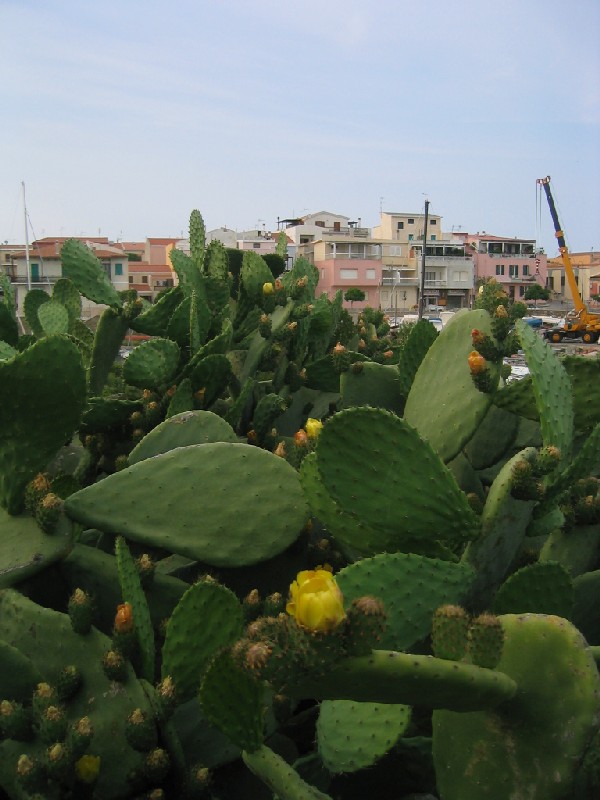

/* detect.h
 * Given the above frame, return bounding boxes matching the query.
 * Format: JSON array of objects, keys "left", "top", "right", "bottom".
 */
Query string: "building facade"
[{"left": 452, "top": 232, "right": 547, "bottom": 303}]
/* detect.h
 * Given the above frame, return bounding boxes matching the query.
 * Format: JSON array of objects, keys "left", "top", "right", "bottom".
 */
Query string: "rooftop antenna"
[{"left": 379, "top": 196, "right": 384, "bottom": 214}]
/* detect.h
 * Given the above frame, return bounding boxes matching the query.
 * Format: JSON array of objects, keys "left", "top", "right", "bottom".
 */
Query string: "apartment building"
[
  {"left": 452, "top": 232, "right": 547, "bottom": 302},
  {"left": 374, "top": 211, "right": 473, "bottom": 312},
  {"left": 5, "top": 237, "right": 129, "bottom": 317},
  {"left": 290, "top": 212, "right": 383, "bottom": 309}
]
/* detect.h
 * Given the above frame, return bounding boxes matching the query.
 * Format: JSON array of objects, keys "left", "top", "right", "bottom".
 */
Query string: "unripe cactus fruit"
[
  {"left": 125, "top": 708, "right": 158, "bottom": 752},
  {"left": 68, "top": 716, "right": 94, "bottom": 759},
  {"left": 135, "top": 553, "right": 155, "bottom": 589},
  {"left": 535, "top": 445, "right": 561, "bottom": 475},
  {"left": 468, "top": 612, "right": 505, "bottom": 668},
  {"left": 56, "top": 664, "right": 82, "bottom": 702},
  {"left": 35, "top": 492, "right": 63, "bottom": 534},
  {"left": 187, "top": 764, "right": 212, "bottom": 797},
  {"left": 344, "top": 596, "right": 387, "bottom": 656},
  {"left": 102, "top": 649, "right": 128, "bottom": 682},
  {"left": 37, "top": 704, "right": 68, "bottom": 744},
  {"left": 45, "top": 741, "right": 71, "bottom": 781},
  {"left": 24, "top": 473, "right": 51, "bottom": 515},
  {"left": 155, "top": 676, "right": 177, "bottom": 720},
  {"left": 0, "top": 700, "right": 31, "bottom": 740},
  {"left": 68, "top": 588, "right": 94, "bottom": 635},
  {"left": 143, "top": 748, "right": 170, "bottom": 783},
  {"left": 15, "top": 754, "right": 44, "bottom": 793},
  {"left": 431, "top": 605, "right": 470, "bottom": 662},
  {"left": 32, "top": 682, "right": 57, "bottom": 717}
]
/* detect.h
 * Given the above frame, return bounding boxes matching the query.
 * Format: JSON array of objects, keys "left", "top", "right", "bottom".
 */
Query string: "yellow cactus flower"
[
  {"left": 286, "top": 568, "right": 345, "bottom": 632},
  {"left": 75, "top": 754, "right": 101, "bottom": 784},
  {"left": 304, "top": 418, "right": 323, "bottom": 440},
  {"left": 262, "top": 282, "right": 274, "bottom": 295}
]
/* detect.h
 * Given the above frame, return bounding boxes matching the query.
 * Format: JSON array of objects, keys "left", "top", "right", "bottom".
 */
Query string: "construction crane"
[{"left": 538, "top": 176, "right": 600, "bottom": 343}]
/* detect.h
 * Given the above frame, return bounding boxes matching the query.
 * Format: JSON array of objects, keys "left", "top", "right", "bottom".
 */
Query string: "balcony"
[
  {"left": 322, "top": 227, "right": 370, "bottom": 238},
  {"left": 381, "top": 276, "right": 419, "bottom": 286}
]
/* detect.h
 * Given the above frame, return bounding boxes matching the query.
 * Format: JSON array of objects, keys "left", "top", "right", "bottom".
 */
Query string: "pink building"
[
  {"left": 288, "top": 213, "right": 383, "bottom": 310},
  {"left": 453, "top": 232, "right": 547, "bottom": 302}
]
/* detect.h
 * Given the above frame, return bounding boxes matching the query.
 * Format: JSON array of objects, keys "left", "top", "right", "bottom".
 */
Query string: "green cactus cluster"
[{"left": 1, "top": 215, "right": 600, "bottom": 798}]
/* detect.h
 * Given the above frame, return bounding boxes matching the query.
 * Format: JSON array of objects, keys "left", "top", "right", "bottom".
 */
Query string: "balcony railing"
[{"left": 322, "top": 227, "right": 370, "bottom": 237}]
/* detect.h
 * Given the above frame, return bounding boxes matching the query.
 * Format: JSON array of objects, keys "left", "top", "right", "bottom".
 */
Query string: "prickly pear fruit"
[
  {"left": 468, "top": 613, "right": 504, "bottom": 669},
  {"left": 344, "top": 596, "right": 387, "bottom": 657},
  {"left": 68, "top": 588, "right": 94, "bottom": 635},
  {"left": 432, "top": 605, "right": 470, "bottom": 662},
  {"left": 125, "top": 708, "right": 158, "bottom": 752}
]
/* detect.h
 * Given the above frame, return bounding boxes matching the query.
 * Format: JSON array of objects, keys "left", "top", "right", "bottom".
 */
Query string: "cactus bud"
[
  {"left": 242, "top": 589, "right": 262, "bottom": 623},
  {"left": 16, "top": 754, "right": 44, "bottom": 792},
  {"left": 135, "top": 554, "right": 156, "bottom": 589},
  {"left": 273, "top": 441, "right": 286, "bottom": 458},
  {"left": 432, "top": 605, "right": 470, "bottom": 661},
  {"left": 262, "top": 281, "right": 274, "bottom": 295},
  {"left": 45, "top": 741, "right": 71, "bottom": 781},
  {"left": 0, "top": 700, "right": 31, "bottom": 741},
  {"left": 293, "top": 429, "right": 309, "bottom": 448},
  {"left": 535, "top": 445, "right": 561, "bottom": 475},
  {"left": 467, "top": 351, "right": 487, "bottom": 375},
  {"left": 102, "top": 649, "right": 128, "bottom": 682},
  {"left": 32, "top": 682, "right": 57, "bottom": 717},
  {"left": 187, "top": 764, "right": 212, "bottom": 796},
  {"left": 344, "top": 596, "right": 387, "bottom": 656},
  {"left": 468, "top": 613, "right": 504, "bottom": 669},
  {"left": 24, "top": 473, "right": 52, "bottom": 515},
  {"left": 68, "top": 716, "right": 94, "bottom": 758},
  {"left": 35, "top": 492, "right": 63, "bottom": 534},
  {"left": 74, "top": 753, "right": 101, "bottom": 785},
  {"left": 125, "top": 708, "right": 158, "bottom": 752},
  {"left": 38, "top": 704, "right": 68, "bottom": 744},
  {"left": 56, "top": 665, "right": 83, "bottom": 702},
  {"left": 264, "top": 592, "right": 285, "bottom": 617},
  {"left": 156, "top": 676, "right": 177, "bottom": 719},
  {"left": 143, "top": 748, "right": 170, "bottom": 783}
]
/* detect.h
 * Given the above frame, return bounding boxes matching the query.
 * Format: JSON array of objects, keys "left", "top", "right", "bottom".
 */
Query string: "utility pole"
[
  {"left": 418, "top": 200, "right": 430, "bottom": 319},
  {"left": 22, "top": 181, "right": 31, "bottom": 292}
]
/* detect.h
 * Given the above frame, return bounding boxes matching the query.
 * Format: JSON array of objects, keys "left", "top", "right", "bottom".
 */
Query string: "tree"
[
  {"left": 344, "top": 288, "right": 366, "bottom": 307},
  {"left": 523, "top": 283, "right": 551, "bottom": 307}
]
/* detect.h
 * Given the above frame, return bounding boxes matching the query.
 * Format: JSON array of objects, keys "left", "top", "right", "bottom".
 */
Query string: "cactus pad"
[
  {"left": 433, "top": 613, "right": 600, "bottom": 800},
  {"left": 162, "top": 579, "right": 243, "bottom": 703},
  {"left": 60, "top": 238, "right": 122, "bottom": 308},
  {"left": 317, "top": 699, "right": 411, "bottom": 773},
  {"left": 128, "top": 410, "right": 237, "bottom": 465},
  {"left": 336, "top": 552, "right": 475, "bottom": 651},
  {"left": 404, "top": 310, "right": 496, "bottom": 462},
  {"left": 0, "top": 336, "right": 86, "bottom": 512},
  {"left": 64, "top": 443, "right": 309, "bottom": 567},
  {"left": 493, "top": 561, "right": 574, "bottom": 618},
  {"left": 315, "top": 407, "right": 479, "bottom": 552},
  {"left": 123, "top": 337, "right": 180, "bottom": 390}
]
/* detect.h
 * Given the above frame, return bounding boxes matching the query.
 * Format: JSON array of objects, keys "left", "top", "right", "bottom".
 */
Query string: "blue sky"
[{"left": 1, "top": 0, "right": 599, "bottom": 256}]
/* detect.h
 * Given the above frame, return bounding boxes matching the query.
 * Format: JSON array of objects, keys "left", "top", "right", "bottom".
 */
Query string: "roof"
[
  {"left": 33, "top": 236, "right": 111, "bottom": 244},
  {"left": 11, "top": 244, "right": 127, "bottom": 260}
]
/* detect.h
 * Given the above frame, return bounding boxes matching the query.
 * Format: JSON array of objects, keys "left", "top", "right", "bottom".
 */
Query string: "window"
[
  {"left": 366, "top": 269, "right": 376, "bottom": 279},
  {"left": 407, "top": 218, "right": 415, "bottom": 224},
  {"left": 114, "top": 263, "right": 123, "bottom": 276},
  {"left": 430, "top": 219, "right": 437, "bottom": 225},
  {"left": 522, "top": 264, "right": 529, "bottom": 276},
  {"left": 389, "top": 245, "right": 402, "bottom": 256},
  {"left": 397, "top": 221, "right": 404, "bottom": 230},
  {"left": 253, "top": 242, "right": 261, "bottom": 249},
  {"left": 519, "top": 286, "right": 525, "bottom": 297},
  {"left": 141, "top": 275, "right": 149, "bottom": 284},
  {"left": 425, "top": 271, "right": 436, "bottom": 281},
  {"left": 431, "top": 235, "right": 436, "bottom": 241},
  {"left": 509, "top": 264, "right": 518, "bottom": 278},
  {"left": 496, "top": 264, "right": 505, "bottom": 276},
  {"left": 339, "top": 268, "right": 358, "bottom": 280},
  {"left": 363, "top": 291, "right": 369, "bottom": 301},
  {"left": 129, "top": 276, "right": 134, "bottom": 284},
  {"left": 408, "top": 234, "right": 414, "bottom": 241},
  {"left": 30, "top": 263, "right": 40, "bottom": 281}
]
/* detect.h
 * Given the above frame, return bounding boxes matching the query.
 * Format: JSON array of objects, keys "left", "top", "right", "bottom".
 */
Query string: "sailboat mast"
[{"left": 22, "top": 181, "right": 31, "bottom": 291}]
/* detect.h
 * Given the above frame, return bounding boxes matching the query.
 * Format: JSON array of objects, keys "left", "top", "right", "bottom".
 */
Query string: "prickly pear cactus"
[
  {"left": 432, "top": 613, "right": 600, "bottom": 800},
  {"left": 0, "top": 336, "right": 86, "bottom": 513}
]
